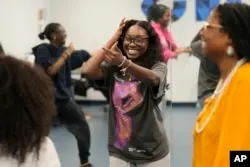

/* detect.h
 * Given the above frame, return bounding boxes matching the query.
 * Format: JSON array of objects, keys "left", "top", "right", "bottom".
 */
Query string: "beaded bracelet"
[
  {"left": 120, "top": 59, "right": 132, "bottom": 76},
  {"left": 118, "top": 56, "right": 126, "bottom": 67}
]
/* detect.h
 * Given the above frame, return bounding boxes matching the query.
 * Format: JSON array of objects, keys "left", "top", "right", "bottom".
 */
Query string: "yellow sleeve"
[{"left": 213, "top": 80, "right": 250, "bottom": 167}]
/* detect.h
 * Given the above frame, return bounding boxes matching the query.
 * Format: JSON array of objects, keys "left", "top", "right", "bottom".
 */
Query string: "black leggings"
[{"left": 56, "top": 99, "right": 91, "bottom": 164}]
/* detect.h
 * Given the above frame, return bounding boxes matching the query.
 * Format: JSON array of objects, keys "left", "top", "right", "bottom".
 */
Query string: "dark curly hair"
[
  {"left": 215, "top": 3, "right": 250, "bottom": 60},
  {"left": 0, "top": 55, "right": 56, "bottom": 164},
  {"left": 117, "top": 20, "right": 163, "bottom": 69}
]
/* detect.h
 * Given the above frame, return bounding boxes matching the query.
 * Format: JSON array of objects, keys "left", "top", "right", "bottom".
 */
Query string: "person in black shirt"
[{"left": 33, "top": 23, "right": 92, "bottom": 167}]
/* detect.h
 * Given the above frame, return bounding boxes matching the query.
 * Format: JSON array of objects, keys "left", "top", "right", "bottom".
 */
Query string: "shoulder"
[
  {"left": 43, "top": 137, "right": 55, "bottom": 147},
  {"left": 235, "top": 62, "right": 250, "bottom": 84},
  {"left": 151, "top": 62, "right": 167, "bottom": 70},
  {"left": 33, "top": 43, "right": 51, "bottom": 57},
  {"left": 227, "top": 62, "right": 250, "bottom": 100},
  {"left": 34, "top": 43, "right": 49, "bottom": 51},
  {"left": 37, "top": 137, "right": 60, "bottom": 166},
  {"left": 191, "top": 40, "right": 202, "bottom": 49}
]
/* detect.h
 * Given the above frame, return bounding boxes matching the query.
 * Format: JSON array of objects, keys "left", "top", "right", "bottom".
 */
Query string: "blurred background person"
[
  {"left": 147, "top": 3, "right": 186, "bottom": 63},
  {"left": 185, "top": 29, "right": 220, "bottom": 107},
  {"left": 33, "top": 23, "right": 93, "bottom": 167}
]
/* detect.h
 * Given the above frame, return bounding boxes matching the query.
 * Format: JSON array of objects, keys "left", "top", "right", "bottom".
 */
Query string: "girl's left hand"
[{"left": 103, "top": 45, "right": 125, "bottom": 66}]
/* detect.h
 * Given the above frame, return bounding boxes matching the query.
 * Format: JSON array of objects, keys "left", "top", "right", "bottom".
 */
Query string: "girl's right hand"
[{"left": 113, "top": 18, "right": 128, "bottom": 40}]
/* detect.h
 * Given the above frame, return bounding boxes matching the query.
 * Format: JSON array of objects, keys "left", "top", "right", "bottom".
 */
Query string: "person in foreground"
[
  {"left": 34, "top": 23, "right": 92, "bottom": 167},
  {"left": 193, "top": 3, "right": 250, "bottom": 167},
  {"left": 0, "top": 55, "right": 60, "bottom": 167},
  {"left": 82, "top": 19, "right": 169, "bottom": 167}
]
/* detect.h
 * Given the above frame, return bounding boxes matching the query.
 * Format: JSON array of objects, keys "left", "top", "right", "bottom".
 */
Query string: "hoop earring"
[{"left": 226, "top": 46, "right": 234, "bottom": 56}]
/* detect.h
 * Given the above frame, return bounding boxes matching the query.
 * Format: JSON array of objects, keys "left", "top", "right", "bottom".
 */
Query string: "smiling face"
[
  {"left": 200, "top": 9, "right": 232, "bottom": 60},
  {"left": 159, "top": 9, "right": 171, "bottom": 27},
  {"left": 122, "top": 25, "right": 149, "bottom": 59}
]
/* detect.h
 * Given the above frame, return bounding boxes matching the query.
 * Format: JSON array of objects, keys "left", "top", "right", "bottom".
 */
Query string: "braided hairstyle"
[{"left": 215, "top": 3, "right": 250, "bottom": 60}]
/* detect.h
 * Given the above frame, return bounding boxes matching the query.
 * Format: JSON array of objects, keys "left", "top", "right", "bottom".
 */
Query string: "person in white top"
[{"left": 0, "top": 55, "right": 60, "bottom": 167}]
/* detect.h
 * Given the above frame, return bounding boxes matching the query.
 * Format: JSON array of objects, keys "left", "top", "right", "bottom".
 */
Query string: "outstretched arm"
[
  {"left": 36, "top": 44, "right": 74, "bottom": 76},
  {"left": 103, "top": 46, "right": 167, "bottom": 86},
  {"left": 81, "top": 18, "right": 127, "bottom": 79}
]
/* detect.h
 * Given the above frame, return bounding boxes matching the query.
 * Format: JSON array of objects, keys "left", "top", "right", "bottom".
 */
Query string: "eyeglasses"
[
  {"left": 203, "top": 22, "right": 223, "bottom": 30},
  {"left": 123, "top": 36, "right": 148, "bottom": 45}
]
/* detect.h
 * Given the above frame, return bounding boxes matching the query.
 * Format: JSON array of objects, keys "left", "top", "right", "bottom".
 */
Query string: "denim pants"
[{"left": 56, "top": 99, "right": 91, "bottom": 164}]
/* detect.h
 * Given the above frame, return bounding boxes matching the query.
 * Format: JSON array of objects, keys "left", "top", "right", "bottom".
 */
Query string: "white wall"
[
  {"left": 1, "top": 0, "right": 249, "bottom": 102},
  {"left": 0, "top": 0, "right": 51, "bottom": 58}
]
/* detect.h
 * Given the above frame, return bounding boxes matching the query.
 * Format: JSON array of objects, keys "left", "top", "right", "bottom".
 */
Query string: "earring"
[{"left": 226, "top": 46, "right": 234, "bottom": 56}]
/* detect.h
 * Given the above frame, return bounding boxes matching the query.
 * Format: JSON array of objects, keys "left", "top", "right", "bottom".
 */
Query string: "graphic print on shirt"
[{"left": 112, "top": 80, "right": 143, "bottom": 150}]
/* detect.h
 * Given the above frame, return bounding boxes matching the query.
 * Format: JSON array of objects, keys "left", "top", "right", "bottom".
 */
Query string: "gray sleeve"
[
  {"left": 191, "top": 40, "right": 204, "bottom": 60},
  {"left": 151, "top": 62, "right": 168, "bottom": 100}
]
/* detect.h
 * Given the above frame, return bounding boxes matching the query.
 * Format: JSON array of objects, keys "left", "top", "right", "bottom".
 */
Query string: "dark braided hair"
[
  {"left": 0, "top": 55, "right": 55, "bottom": 164},
  {"left": 215, "top": 3, "right": 250, "bottom": 60},
  {"left": 38, "top": 23, "right": 61, "bottom": 41}
]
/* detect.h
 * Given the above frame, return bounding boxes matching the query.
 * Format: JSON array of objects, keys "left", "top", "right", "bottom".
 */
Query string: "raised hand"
[
  {"left": 64, "top": 43, "right": 75, "bottom": 58},
  {"left": 103, "top": 45, "right": 125, "bottom": 66},
  {"left": 113, "top": 18, "right": 129, "bottom": 40}
]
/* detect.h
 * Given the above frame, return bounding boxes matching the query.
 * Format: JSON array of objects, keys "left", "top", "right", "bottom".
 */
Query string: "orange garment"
[{"left": 193, "top": 62, "right": 250, "bottom": 167}]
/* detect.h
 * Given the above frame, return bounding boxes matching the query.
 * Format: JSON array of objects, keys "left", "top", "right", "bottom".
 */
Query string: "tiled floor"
[{"left": 49, "top": 105, "right": 199, "bottom": 167}]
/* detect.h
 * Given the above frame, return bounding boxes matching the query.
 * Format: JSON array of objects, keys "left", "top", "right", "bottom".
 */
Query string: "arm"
[
  {"left": 104, "top": 46, "right": 167, "bottom": 87},
  {"left": 70, "top": 50, "right": 90, "bottom": 70},
  {"left": 162, "top": 32, "right": 178, "bottom": 61},
  {"left": 81, "top": 18, "right": 128, "bottom": 79},
  {"left": 36, "top": 45, "right": 72, "bottom": 76},
  {"left": 125, "top": 61, "right": 166, "bottom": 86},
  {"left": 212, "top": 80, "right": 250, "bottom": 167},
  {"left": 163, "top": 48, "right": 177, "bottom": 62},
  {"left": 190, "top": 40, "right": 204, "bottom": 59},
  {"left": 81, "top": 36, "right": 118, "bottom": 79}
]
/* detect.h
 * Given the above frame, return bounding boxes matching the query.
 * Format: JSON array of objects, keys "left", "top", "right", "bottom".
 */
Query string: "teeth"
[{"left": 128, "top": 50, "right": 138, "bottom": 54}]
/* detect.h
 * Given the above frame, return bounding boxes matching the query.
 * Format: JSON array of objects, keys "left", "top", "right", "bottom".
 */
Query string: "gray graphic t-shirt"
[{"left": 95, "top": 62, "right": 169, "bottom": 164}]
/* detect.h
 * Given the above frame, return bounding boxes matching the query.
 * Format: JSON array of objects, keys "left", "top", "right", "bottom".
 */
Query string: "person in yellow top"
[{"left": 192, "top": 3, "right": 250, "bottom": 167}]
